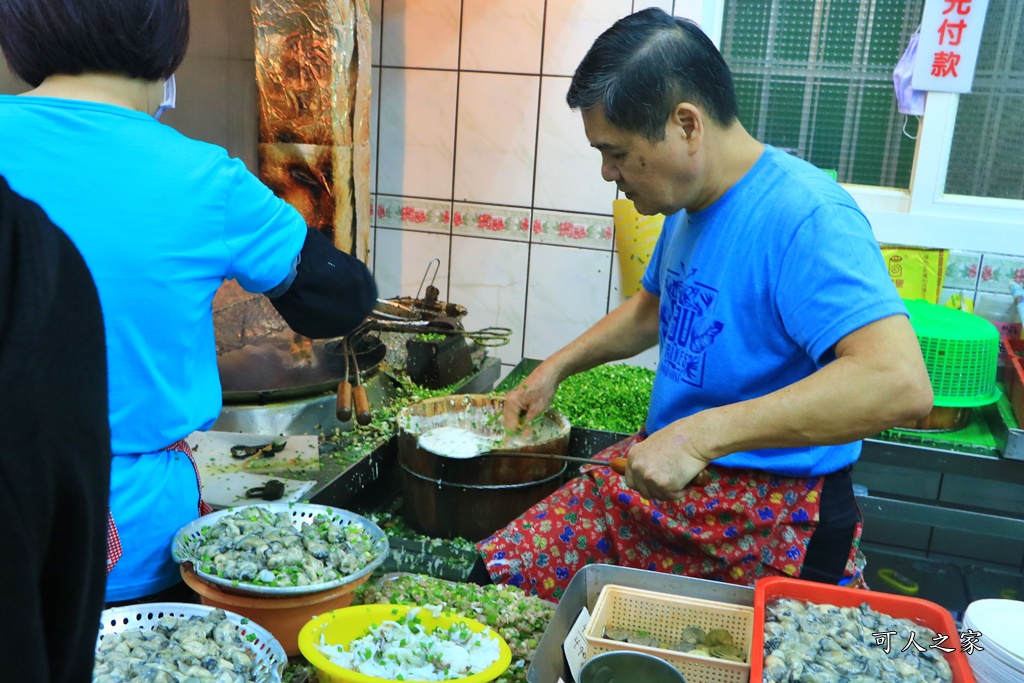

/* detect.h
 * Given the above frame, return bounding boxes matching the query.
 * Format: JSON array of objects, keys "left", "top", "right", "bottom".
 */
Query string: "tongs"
[
  {"left": 416, "top": 325, "right": 512, "bottom": 347},
  {"left": 458, "top": 326, "right": 512, "bottom": 347},
  {"left": 373, "top": 322, "right": 512, "bottom": 347}
]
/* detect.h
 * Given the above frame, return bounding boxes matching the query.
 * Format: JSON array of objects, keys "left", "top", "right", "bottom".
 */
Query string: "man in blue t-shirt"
[{"left": 481, "top": 9, "right": 932, "bottom": 599}]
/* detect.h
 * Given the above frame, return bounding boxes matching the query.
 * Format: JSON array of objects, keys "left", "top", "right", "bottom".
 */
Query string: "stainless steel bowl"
[
  {"left": 580, "top": 651, "right": 687, "bottom": 683},
  {"left": 172, "top": 503, "right": 388, "bottom": 598}
]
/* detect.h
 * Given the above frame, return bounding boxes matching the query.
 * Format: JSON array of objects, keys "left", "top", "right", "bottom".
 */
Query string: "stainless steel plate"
[{"left": 172, "top": 503, "right": 388, "bottom": 598}]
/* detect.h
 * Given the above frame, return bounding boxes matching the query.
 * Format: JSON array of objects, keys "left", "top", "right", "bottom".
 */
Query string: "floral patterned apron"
[{"left": 477, "top": 433, "right": 863, "bottom": 602}]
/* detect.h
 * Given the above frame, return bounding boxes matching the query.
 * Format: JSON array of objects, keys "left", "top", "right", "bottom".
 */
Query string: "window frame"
[{"left": 703, "top": 0, "right": 1024, "bottom": 257}]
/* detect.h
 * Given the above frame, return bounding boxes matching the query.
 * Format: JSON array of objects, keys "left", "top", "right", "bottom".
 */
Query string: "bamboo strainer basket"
[{"left": 583, "top": 584, "right": 753, "bottom": 683}]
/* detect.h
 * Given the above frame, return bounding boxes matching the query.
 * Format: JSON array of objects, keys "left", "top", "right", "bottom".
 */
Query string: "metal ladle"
[{"left": 416, "top": 426, "right": 627, "bottom": 474}]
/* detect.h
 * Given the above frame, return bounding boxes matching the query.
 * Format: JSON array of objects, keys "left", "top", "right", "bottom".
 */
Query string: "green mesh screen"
[
  {"left": 945, "top": 1, "right": 1024, "bottom": 200},
  {"left": 721, "top": 0, "right": 924, "bottom": 188}
]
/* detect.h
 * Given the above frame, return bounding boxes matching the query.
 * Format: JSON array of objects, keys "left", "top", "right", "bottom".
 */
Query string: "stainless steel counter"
[{"left": 858, "top": 437, "right": 1024, "bottom": 542}]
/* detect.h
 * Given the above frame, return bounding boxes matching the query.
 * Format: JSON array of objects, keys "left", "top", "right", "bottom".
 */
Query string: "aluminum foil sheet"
[{"left": 251, "top": 0, "right": 371, "bottom": 259}]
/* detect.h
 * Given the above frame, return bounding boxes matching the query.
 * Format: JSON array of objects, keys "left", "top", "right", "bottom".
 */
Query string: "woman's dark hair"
[
  {"left": 567, "top": 8, "right": 739, "bottom": 140},
  {"left": 0, "top": 0, "right": 189, "bottom": 87}
]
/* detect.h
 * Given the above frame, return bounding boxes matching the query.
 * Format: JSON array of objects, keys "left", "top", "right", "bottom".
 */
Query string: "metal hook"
[{"left": 414, "top": 258, "right": 441, "bottom": 303}]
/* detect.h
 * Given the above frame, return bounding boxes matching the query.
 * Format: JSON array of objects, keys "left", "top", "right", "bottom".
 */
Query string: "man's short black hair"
[
  {"left": 0, "top": 0, "right": 189, "bottom": 87},
  {"left": 567, "top": 8, "right": 739, "bottom": 141}
]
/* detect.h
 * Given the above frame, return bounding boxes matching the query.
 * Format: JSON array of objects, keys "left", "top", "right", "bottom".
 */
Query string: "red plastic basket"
[
  {"left": 1003, "top": 337, "right": 1024, "bottom": 427},
  {"left": 750, "top": 576, "right": 975, "bottom": 683}
]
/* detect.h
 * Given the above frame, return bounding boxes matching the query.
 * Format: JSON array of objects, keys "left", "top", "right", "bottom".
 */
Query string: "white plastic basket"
[
  {"left": 96, "top": 602, "right": 286, "bottom": 683},
  {"left": 171, "top": 503, "right": 388, "bottom": 598},
  {"left": 584, "top": 584, "right": 754, "bottom": 683}
]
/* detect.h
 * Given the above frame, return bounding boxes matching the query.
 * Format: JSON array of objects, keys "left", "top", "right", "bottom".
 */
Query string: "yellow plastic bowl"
[{"left": 298, "top": 604, "right": 512, "bottom": 683}]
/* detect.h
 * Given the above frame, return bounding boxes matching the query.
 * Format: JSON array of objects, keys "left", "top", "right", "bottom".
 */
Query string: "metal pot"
[
  {"left": 580, "top": 652, "right": 687, "bottom": 683},
  {"left": 217, "top": 331, "right": 385, "bottom": 404},
  {"left": 396, "top": 395, "right": 570, "bottom": 541},
  {"left": 894, "top": 405, "right": 969, "bottom": 432}
]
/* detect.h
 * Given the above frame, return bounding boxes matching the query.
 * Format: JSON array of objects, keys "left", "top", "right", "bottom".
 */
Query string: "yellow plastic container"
[
  {"left": 612, "top": 199, "right": 664, "bottom": 297},
  {"left": 879, "top": 245, "right": 947, "bottom": 303},
  {"left": 298, "top": 604, "right": 512, "bottom": 683}
]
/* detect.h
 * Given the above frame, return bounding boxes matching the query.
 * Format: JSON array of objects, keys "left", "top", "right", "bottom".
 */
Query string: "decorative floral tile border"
[
  {"left": 976, "top": 254, "right": 1024, "bottom": 294},
  {"left": 451, "top": 203, "right": 532, "bottom": 242},
  {"left": 944, "top": 250, "right": 982, "bottom": 290},
  {"left": 373, "top": 195, "right": 452, "bottom": 233},
  {"left": 530, "top": 209, "right": 614, "bottom": 251}
]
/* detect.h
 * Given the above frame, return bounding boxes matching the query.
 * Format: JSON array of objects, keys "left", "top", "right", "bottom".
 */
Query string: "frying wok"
[
  {"left": 218, "top": 331, "right": 385, "bottom": 404},
  {"left": 213, "top": 294, "right": 461, "bottom": 404}
]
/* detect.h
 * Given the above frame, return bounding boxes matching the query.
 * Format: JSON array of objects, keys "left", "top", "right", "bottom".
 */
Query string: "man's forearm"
[{"left": 677, "top": 315, "right": 933, "bottom": 460}]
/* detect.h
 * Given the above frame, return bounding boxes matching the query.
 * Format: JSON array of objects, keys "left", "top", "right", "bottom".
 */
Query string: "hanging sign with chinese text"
[{"left": 912, "top": 0, "right": 991, "bottom": 93}]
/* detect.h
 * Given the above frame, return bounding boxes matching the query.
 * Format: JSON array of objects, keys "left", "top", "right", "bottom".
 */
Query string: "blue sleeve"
[
  {"left": 221, "top": 159, "right": 307, "bottom": 293},
  {"left": 776, "top": 204, "right": 908, "bottom": 364}
]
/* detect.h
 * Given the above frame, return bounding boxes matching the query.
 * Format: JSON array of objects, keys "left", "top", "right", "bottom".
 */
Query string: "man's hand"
[
  {"left": 502, "top": 364, "right": 561, "bottom": 432},
  {"left": 625, "top": 421, "right": 713, "bottom": 500}
]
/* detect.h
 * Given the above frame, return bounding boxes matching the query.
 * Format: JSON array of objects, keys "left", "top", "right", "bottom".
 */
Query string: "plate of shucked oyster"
[{"left": 172, "top": 503, "right": 388, "bottom": 597}]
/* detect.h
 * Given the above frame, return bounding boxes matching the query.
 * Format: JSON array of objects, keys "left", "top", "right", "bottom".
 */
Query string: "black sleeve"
[
  {"left": 0, "top": 175, "right": 111, "bottom": 683},
  {"left": 266, "top": 226, "right": 378, "bottom": 339}
]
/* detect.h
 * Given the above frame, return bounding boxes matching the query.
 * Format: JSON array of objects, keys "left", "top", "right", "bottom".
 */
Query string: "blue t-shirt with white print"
[{"left": 641, "top": 146, "right": 906, "bottom": 477}]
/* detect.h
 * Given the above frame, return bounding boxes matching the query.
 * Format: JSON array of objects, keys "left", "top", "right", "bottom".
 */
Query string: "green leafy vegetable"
[{"left": 549, "top": 364, "right": 654, "bottom": 434}]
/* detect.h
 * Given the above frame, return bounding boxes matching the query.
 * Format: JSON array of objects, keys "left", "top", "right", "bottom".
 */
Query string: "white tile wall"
[
  {"left": 541, "top": 0, "right": 635, "bottom": 76},
  {"left": 454, "top": 73, "right": 540, "bottom": 206},
  {"left": 452, "top": 203, "right": 532, "bottom": 242},
  {"left": 380, "top": 0, "right": 461, "bottom": 69},
  {"left": 0, "top": 58, "right": 24, "bottom": 93},
  {"left": 376, "top": 68, "right": 458, "bottom": 198},
  {"left": 449, "top": 237, "right": 530, "bottom": 365},
  {"left": 673, "top": 0, "right": 706, "bottom": 22},
  {"left": 531, "top": 209, "right": 615, "bottom": 251},
  {"left": 534, "top": 77, "right": 617, "bottom": 214},
  {"left": 634, "top": 1, "right": 675, "bottom": 13},
  {"left": 372, "top": 228, "right": 452, "bottom": 300},
  {"left": 524, "top": 245, "right": 613, "bottom": 359},
  {"left": 370, "top": 67, "right": 380, "bottom": 194},
  {"left": 367, "top": 1, "right": 692, "bottom": 375},
  {"left": 370, "top": 0, "right": 383, "bottom": 65},
  {"left": 460, "top": 0, "right": 544, "bottom": 74}
]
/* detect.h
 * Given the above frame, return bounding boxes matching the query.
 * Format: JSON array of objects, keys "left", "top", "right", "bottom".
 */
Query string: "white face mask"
[
  {"left": 154, "top": 75, "right": 176, "bottom": 120},
  {"left": 893, "top": 33, "right": 925, "bottom": 117}
]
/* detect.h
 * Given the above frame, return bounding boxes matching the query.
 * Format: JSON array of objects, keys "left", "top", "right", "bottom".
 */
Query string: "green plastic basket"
[{"left": 905, "top": 299, "right": 1001, "bottom": 407}]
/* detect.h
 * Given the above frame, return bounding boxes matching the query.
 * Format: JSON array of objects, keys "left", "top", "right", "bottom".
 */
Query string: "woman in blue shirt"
[{"left": 0, "top": 0, "right": 377, "bottom": 603}]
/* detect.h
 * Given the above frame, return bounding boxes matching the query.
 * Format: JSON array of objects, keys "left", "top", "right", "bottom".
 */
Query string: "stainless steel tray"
[
  {"left": 172, "top": 503, "right": 388, "bottom": 597},
  {"left": 527, "top": 565, "right": 754, "bottom": 683}
]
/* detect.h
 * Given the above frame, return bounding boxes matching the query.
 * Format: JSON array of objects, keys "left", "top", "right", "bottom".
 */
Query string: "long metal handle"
[
  {"left": 353, "top": 385, "right": 372, "bottom": 426},
  {"left": 336, "top": 338, "right": 353, "bottom": 421},
  {"left": 336, "top": 381, "right": 353, "bottom": 422},
  {"left": 486, "top": 450, "right": 627, "bottom": 474}
]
